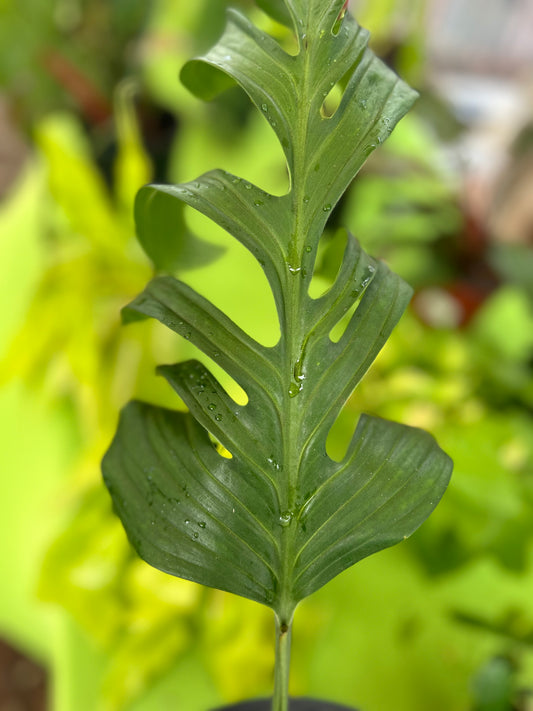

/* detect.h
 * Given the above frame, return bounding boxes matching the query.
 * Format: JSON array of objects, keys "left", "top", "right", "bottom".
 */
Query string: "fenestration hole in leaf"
[
  {"left": 326, "top": 397, "right": 360, "bottom": 462},
  {"left": 332, "top": 1, "right": 348, "bottom": 36},
  {"left": 181, "top": 206, "right": 281, "bottom": 348},
  {"left": 308, "top": 228, "right": 350, "bottom": 300},
  {"left": 328, "top": 296, "right": 360, "bottom": 343},
  {"left": 191, "top": 356, "right": 249, "bottom": 407},
  {"left": 256, "top": 8, "right": 299, "bottom": 56},
  {"left": 321, "top": 81, "right": 343, "bottom": 119},
  {"left": 321, "top": 56, "right": 362, "bottom": 120},
  {"left": 208, "top": 433, "right": 234, "bottom": 459},
  {"left": 248, "top": 4, "right": 299, "bottom": 56}
]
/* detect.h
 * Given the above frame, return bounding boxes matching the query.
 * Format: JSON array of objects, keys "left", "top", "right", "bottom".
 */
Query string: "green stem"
[{"left": 272, "top": 613, "right": 292, "bottom": 711}]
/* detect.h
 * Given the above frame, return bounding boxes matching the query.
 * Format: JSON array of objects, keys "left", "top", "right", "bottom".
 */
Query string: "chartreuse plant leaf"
[{"left": 103, "top": 0, "right": 452, "bottom": 706}]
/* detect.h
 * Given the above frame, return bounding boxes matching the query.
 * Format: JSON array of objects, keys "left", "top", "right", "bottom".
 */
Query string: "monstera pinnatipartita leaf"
[{"left": 102, "top": 0, "right": 452, "bottom": 622}]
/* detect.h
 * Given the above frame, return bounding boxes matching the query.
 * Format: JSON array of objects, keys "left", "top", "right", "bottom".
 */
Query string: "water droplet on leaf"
[
  {"left": 279, "top": 511, "right": 293, "bottom": 527},
  {"left": 289, "top": 381, "right": 303, "bottom": 397},
  {"left": 267, "top": 455, "right": 281, "bottom": 471}
]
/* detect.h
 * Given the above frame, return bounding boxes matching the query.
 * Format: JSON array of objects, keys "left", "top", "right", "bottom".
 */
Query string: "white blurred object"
[
  {"left": 426, "top": 0, "right": 533, "bottom": 234},
  {"left": 427, "top": 0, "right": 533, "bottom": 73}
]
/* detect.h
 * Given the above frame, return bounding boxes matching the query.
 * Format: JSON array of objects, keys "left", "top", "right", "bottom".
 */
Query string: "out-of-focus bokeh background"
[{"left": 1, "top": 0, "right": 533, "bottom": 709}]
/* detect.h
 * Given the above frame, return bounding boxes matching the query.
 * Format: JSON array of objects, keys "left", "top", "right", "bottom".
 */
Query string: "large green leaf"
[{"left": 103, "top": 0, "right": 452, "bottom": 620}]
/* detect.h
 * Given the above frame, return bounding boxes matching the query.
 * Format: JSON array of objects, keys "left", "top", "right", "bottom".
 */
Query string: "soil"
[{"left": 0, "top": 638, "right": 47, "bottom": 711}]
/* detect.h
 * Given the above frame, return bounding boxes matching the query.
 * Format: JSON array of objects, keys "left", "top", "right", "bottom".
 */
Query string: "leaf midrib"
[{"left": 276, "top": 16, "right": 323, "bottom": 619}]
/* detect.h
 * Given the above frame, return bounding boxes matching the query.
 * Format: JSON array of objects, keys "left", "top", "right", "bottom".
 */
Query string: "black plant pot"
[{"left": 213, "top": 699, "right": 358, "bottom": 710}]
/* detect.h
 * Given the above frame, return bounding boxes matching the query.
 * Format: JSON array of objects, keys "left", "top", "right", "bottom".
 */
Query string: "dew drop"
[
  {"left": 208, "top": 403, "right": 216, "bottom": 411},
  {"left": 361, "top": 264, "right": 376, "bottom": 289},
  {"left": 198, "top": 521, "right": 206, "bottom": 529},
  {"left": 303, "top": 195, "right": 310, "bottom": 204},
  {"left": 215, "top": 414, "right": 223, "bottom": 422},
  {"left": 323, "top": 204, "right": 332, "bottom": 212},
  {"left": 244, "top": 183, "right": 252, "bottom": 190},
  {"left": 267, "top": 455, "right": 281, "bottom": 471},
  {"left": 279, "top": 511, "right": 293, "bottom": 527},
  {"left": 193, "top": 532, "right": 199, "bottom": 539},
  {"left": 261, "top": 103, "right": 268, "bottom": 112},
  {"left": 305, "top": 245, "right": 312, "bottom": 253},
  {"left": 288, "top": 264, "right": 301, "bottom": 276},
  {"left": 293, "top": 359, "right": 305, "bottom": 383},
  {"left": 289, "top": 381, "right": 303, "bottom": 397},
  {"left": 254, "top": 199, "right": 264, "bottom": 206}
]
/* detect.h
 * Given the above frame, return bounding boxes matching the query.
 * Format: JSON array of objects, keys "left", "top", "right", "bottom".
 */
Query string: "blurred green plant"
[
  {"left": 0, "top": 0, "right": 150, "bottom": 128},
  {"left": 2, "top": 0, "right": 533, "bottom": 709}
]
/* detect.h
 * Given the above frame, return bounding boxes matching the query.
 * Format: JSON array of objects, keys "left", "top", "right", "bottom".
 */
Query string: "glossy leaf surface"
[{"left": 103, "top": 0, "right": 452, "bottom": 618}]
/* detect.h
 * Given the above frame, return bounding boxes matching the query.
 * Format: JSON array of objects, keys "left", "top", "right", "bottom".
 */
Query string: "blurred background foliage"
[{"left": 1, "top": 0, "right": 533, "bottom": 710}]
